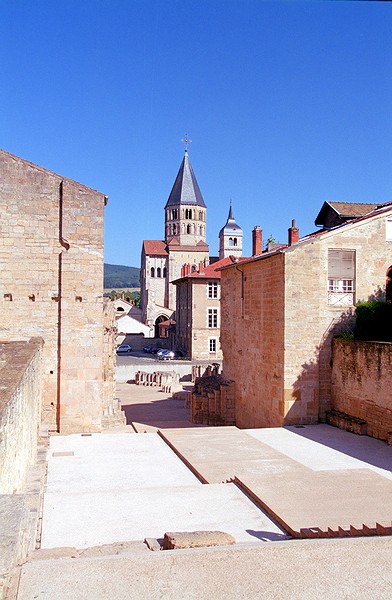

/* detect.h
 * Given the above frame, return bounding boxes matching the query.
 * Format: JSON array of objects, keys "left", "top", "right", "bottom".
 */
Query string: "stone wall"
[
  {"left": 0, "top": 338, "right": 43, "bottom": 494},
  {"left": 102, "top": 299, "right": 125, "bottom": 428},
  {"left": 221, "top": 253, "right": 285, "bottom": 428},
  {"left": 331, "top": 339, "right": 392, "bottom": 442},
  {"left": 0, "top": 149, "right": 108, "bottom": 433},
  {"left": 116, "top": 360, "right": 193, "bottom": 383}
]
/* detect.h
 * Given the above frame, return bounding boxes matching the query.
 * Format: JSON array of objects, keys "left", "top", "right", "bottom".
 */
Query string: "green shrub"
[
  {"left": 354, "top": 301, "right": 392, "bottom": 342},
  {"left": 337, "top": 331, "right": 354, "bottom": 341}
]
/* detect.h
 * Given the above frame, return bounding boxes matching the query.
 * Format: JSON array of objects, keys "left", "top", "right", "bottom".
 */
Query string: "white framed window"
[
  {"left": 208, "top": 281, "right": 218, "bottom": 299},
  {"left": 209, "top": 338, "right": 217, "bottom": 353},
  {"left": 207, "top": 308, "right": 218, "bottom": 328},
  {"left": 386, "top": 218, "right": 392, "bottom": 241},
  {"left": 328, "top": 249, "right": 355, "bottom": 306}
]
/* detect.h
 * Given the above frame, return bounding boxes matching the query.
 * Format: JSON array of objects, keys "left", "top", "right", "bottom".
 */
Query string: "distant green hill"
[{"left": 104, "top": 263, "right": 140, "bottom": 289}]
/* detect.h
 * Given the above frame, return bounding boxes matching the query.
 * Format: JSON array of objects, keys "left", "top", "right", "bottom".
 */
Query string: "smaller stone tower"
[{"left": 219, "top": 200, "right": 243, "bottom": 259}]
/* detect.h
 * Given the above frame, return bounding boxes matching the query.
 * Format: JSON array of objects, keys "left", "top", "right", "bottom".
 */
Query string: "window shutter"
[{"left": 328, "top": 250, "right": 355, "bottom": 279}]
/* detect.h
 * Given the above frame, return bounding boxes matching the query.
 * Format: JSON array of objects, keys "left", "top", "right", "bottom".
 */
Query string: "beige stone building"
[
  {"left": 140, "top": 150, "right": 209, "bottom": 334},
  {"left": 172, "top": 202, "right": 244, "bottom": 360},
  {"left": 173, "top": 256, "right": 240, "bottom": 360},
  {"left": 0, "top": 148, "right": 117, "bottom": 434},
  {"left": 220, "top": 202, "right": 392, "bottom": 429}
]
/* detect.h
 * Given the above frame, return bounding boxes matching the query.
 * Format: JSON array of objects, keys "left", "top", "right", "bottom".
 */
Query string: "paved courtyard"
[{"left": 15, "top": 382, "right": 392, "bottom": 599}]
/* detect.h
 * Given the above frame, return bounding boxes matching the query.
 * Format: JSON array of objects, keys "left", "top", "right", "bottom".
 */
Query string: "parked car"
[
  {"left": 116, "top": 344, "right": 132, "bottom": 354},
  {"left": 157, "top": 349, "right": 175, "bottom": 360},
  {"left": 156, "top": 348, "right": 170, "bottom": 357},
  {"left": 143, "top": 345, "right": 153, "bottom": 353},
  {"left": 151, "top": 346, "right": 164, "bottom": 354},
  {"left": 174, "top": 350, "right": 185, "bottom": 359}
]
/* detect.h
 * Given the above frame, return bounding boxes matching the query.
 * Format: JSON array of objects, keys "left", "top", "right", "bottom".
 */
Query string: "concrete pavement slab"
[
  {"left": 159, "top": 427, "right": 300, "bottom": 483},
  {"left": 236, "top": 468, "right": 392, "bottom": 537},
  {"left": 132, "top": 420, "right": 201, "bottom": 433},
  {"left": 46, "top": 433, "right": 200, "bottom": 493},
  {"left": 17, "top": 536, "right": 392, "bottom": 600},
  {"left": 247, "top": 424, "right": 392, "bottom": 478},
  {"left": 41, "top": 482, "right": 288, "bottom": 549}
]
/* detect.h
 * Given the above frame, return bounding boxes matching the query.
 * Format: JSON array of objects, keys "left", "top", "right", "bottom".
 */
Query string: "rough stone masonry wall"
[
  {"left": 0, "top": 339, "right": 43, "bottom": 494},
  {"left": 0, "top": 149, "right": 107, "bottom": 433},
  {"left": 284, "top": 212, "right": 392, "bottom": 425},
  {"left": 102, "top": 299, "right": 124, "bottom": 427},
  {"left": 331, "top": 339, "right": 392, "bottom": 442},
  {"left": 221, "top": 254, "right": 285, "bottom": 428}
]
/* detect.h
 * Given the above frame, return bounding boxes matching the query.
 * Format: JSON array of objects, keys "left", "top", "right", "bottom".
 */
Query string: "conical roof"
[
  {"left": 219, "top": 200, "right": 242, "bottom": 236},
  {"left": 165, "top": 151, "right": 206, "bottom": 208}
]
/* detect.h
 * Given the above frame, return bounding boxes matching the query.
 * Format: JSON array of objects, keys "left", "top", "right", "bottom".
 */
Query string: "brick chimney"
[
  {"left": 252, "top": 226, "right": 262, "bottom": 256},
  {"left": 288, "top": 219, "right": 299, "bottom": 246}
]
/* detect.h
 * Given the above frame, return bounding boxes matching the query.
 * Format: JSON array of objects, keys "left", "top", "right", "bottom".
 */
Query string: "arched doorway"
[
  {"left": 155, "top": 314, "right": 167, "bottom": 338},
  {"left": 386, "top": 266, "right": 392, "bottom": 302}
]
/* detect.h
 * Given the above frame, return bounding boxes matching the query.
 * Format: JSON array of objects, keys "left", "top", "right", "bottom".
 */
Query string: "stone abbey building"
[{"left": 140, "top": 150, "right": 243, "bottom": 336}]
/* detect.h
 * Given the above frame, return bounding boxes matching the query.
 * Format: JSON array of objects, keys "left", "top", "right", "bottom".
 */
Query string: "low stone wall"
[
  {"left": 117, "top": 361, "right": 193, "bottom": 383},
  {"left": 0, "top": 338, "right": 43, "bottom": 494},
  {"left": 135, "top": 370, "right": 180, "bottom": 393},
  {"left": 191, "top": 366, "right": 235, "bottom": 426},
  {"left": 331, "top": 339, "right": 392, "bottom": 442}
]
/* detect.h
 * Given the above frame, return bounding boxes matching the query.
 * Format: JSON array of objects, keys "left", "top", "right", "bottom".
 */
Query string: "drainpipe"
[{"left": 56, "top": 180, "right": 70, "bottom": 432}]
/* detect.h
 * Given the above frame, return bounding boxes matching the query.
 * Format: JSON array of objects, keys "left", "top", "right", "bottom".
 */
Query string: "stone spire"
[
  {"left": 164, "top": 150, "right": 207, "bottom": 247},
  {"left": 165, "top": 150, "right": 206, "bottom": 209},
  {"left": 219, "top": 200, "right": 243, "bottom": 259}
]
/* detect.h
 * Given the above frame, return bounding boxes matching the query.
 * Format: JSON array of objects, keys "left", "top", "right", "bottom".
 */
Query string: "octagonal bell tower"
[{"left": 164, "top": 149, "right": 207, "bottom": 247}]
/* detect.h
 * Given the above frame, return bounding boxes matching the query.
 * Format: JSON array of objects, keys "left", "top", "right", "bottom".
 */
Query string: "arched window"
[
  {"left": 173, "top": 224, "right": 177, "bottom": 235},
  {"left": 157, "top": 267, "right": 161, "bottom": 278},
  {"left": 187, "top": 224, "right": 191, "bottom": 234},
  {"left": 229, "top": 237, "right": 233, "bottom": 246},
  {"left": 163, "top": 267, "right": 167, "bottom": 278},
  {"left": 200, "top": 226, "right": 203, "bottom": 235},
  {"left": 199, "top": 211, "right": 203, "bottom": 220},
  {"left": 150, "top": 267, "right": 155, "bottom": 278},
  {"left": 387, "top": 266, "right": 392, "bottom": 302},
  {"left": 233, "top": 238, "right": 237, "bottom": 246},
  {"left": 191, "top": 264, "right": 197, "bottom": 272}
]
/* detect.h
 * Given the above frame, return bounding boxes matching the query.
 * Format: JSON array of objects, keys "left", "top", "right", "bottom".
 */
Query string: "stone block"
[{"left": 163, "top": 530, "right": 236, "bottom": 550}]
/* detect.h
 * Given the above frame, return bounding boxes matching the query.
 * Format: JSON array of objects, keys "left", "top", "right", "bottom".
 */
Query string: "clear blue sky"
[{"left": 2, "top": 1, "right": 392, "bottom": 267}]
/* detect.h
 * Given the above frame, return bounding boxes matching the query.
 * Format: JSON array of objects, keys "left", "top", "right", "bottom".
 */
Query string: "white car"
[
  {"left": 116, "top": 344, "right": 132, "bottom": 354},
  {"left": 157, "top": 349, "right": 175, "bottom": 360}
]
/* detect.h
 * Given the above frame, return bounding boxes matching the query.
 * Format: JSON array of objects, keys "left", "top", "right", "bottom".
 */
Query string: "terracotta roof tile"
[
  {"left": 328, "top": 202, "right": 379, "bottom": 217},
  {"left": 174, "top": 256, "right": 248, "bottom": 283},
  {"left": 143, "top": 240, "right": 168, "bottom": 256}
]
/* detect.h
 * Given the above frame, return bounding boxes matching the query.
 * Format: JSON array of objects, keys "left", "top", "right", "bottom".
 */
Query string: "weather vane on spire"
[{"left": 181, "top": 133, "right": 192, "bottom": 152}]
